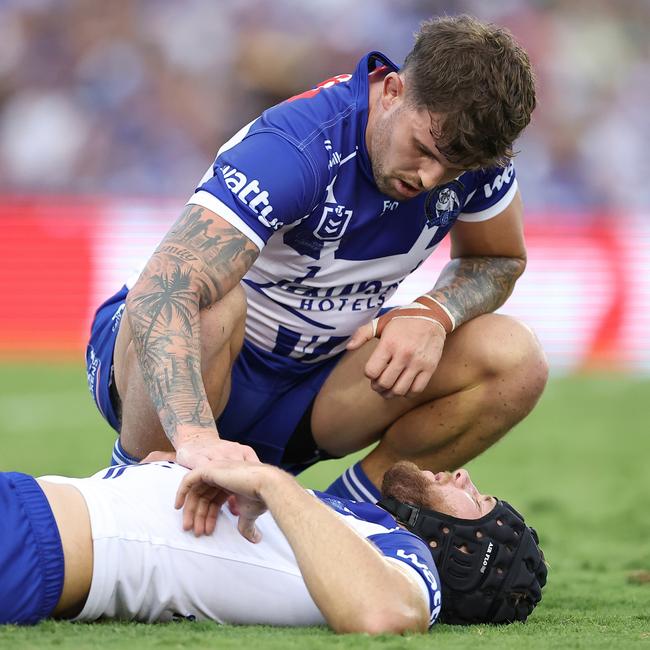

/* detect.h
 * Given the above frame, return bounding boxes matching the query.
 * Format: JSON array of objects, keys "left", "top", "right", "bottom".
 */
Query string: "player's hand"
[
  {"left": 175, "top": 460, "right": 272, "bottom": 542},
  {"left": 176, "top": 437, "right": 260, "bottom": 470},
  {"left": 226, "top": 494, "right": 267, "bottom": 543},
  {"left": 141, "top": 451, "right": 177, "bottom": 463},
  {"left": 173, "top": 439, "right": 260, "bottom": 536},
  {"left": 347, "top": 317, "right": 446, "bottom": 398}
]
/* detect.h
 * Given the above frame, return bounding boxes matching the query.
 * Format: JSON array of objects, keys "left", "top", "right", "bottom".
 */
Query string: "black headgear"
[{"left": 378, "top": 496, "right": 547, "bottom": 624}]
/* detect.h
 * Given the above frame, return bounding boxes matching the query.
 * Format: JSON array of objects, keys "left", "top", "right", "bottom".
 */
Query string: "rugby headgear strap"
[{"left": 378, "top": 496, "right": 547, "bottom": 624}]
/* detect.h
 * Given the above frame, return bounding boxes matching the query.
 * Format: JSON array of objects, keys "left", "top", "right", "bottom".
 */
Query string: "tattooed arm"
[
  {"left": 428, "top": 189, "right": 526, "bottom": 326},
  {"left": 125, "top": 204, "right": 259, "bottom": 452}
]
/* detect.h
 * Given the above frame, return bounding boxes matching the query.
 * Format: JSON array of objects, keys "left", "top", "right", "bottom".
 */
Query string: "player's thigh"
[{"left": 311, "top": 313, "right": 541, "bottom": 454}]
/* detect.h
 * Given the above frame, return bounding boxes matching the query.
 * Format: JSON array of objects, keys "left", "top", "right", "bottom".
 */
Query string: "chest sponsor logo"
[
  {"left": 255, "top": 267, "right": 399, "bottom": 315},
  {"left": 220, "top": 164, "right": 283, "bottom": 231}
]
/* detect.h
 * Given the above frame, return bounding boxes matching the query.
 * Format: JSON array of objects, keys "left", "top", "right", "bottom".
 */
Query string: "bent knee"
[
  {"left": 200, "top": 284, "right": 247, "bottom": 359},
  {"left": 469, "top": 314, "right": 549, "bottom": 385},
  {"left": 200, "top": 284, "right": 247, "bottom": 330}
]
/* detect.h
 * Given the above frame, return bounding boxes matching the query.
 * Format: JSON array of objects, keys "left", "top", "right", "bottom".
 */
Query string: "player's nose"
[
  {"left": 418, "top": 160, "right": 444, "bottom": 190},
  {"left": 453, "top": 468, "right": 471, "bottom": 488}
]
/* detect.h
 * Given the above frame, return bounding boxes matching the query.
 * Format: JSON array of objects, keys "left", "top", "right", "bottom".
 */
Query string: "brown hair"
[
  {"left": 402, "top": 14, "right": 536, "bottom": 168},
  {"left": 381, "top": 461, "right": 457, "bottom": 515}
]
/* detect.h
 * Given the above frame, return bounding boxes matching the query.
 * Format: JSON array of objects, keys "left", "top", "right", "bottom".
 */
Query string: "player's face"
[
  {"left": 422, "top": 469, "right": 497, "bottom": 520},
  {"left": 382, "top": 461, "right": 496, "bottom": 520},
  {"left": 369, "top": 99, "right": 465, "bottom": 201}
]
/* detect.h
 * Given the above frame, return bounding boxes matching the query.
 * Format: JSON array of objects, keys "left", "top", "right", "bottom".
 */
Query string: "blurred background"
[
  {"left": 0, "top": 0, "right": 648, "bottom": 476},
  {"left": 0, "top": 0, "right": 648, "bottom": 207}
]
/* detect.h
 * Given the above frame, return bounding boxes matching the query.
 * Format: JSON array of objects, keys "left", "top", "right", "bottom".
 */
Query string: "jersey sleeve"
[
  {"left": 457, "top": 161, "right": 518, "bottom": 223},
  {"left": 368, "top": 530, "right": 442, "bottom": 627},
  {"left": 188, "top": 130, "right": 319, "bottom": 250}
]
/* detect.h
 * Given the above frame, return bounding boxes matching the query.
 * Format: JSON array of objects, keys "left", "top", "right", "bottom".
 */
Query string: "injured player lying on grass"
[{"left": 0, "top": 459, "right": 546, "bottom": 632}]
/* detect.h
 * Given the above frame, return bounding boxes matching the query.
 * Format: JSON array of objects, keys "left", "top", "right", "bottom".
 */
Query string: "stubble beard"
[
  {"left": 381, "top": 460, "right": 449, "bottom": 512},
  {"left": 369, "top": 109, "right": 401, "bottom": 199}
]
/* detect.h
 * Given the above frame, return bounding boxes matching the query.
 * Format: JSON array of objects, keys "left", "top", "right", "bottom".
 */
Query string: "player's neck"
[{"left": 365, "top": 69, "right": 389, "bottom": 157}]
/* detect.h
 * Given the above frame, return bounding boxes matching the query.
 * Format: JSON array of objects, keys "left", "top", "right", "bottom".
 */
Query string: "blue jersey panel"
[
  {"left": 197, "top": 131, "right": 318, "bottom": 246},
  {"left": 0, "top": 473, "right": 65, "bottom": 625}
]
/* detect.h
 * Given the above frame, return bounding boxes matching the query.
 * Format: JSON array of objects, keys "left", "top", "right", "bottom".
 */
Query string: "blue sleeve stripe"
[{"left": 187, "top": 190, "right": 265, "bottom": 250}]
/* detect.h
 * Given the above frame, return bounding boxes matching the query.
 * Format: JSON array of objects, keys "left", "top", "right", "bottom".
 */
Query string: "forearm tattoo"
[
  {"left": 126, "top": 205, "right": 258, "bottom": 443},
  {"left": 429, "top": 256, "right": 526, "bottom": 328}
]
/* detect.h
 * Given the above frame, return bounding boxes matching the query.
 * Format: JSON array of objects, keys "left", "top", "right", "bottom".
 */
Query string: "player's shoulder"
[
  {"left": 247, "top": 51, "right": 397, "bottom": 180},
  {"left": 457, "top": 161, "right": 518, "bottom": 219},
  {"left": 459, "top": 161, "right": 516, "bottom": 198},
  {"left": 314, "top": 491, "right": 417, "bottom": 537},
  {"left": 245, "top": 82, "right": 356, "bottom": 187}
]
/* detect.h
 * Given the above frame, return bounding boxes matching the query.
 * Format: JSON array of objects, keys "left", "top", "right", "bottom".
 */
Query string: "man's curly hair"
[{"left": 402, "top": 15, "right": 536, "bottom": 169}]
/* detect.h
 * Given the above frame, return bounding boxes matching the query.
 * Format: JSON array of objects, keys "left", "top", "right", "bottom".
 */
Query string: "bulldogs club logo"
[{"left": 424, "top": 180, "right": 464, "bottom": 227}]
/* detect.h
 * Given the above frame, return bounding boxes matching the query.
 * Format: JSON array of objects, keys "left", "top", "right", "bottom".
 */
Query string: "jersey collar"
[{"left": 354, "top": 51, "right": 400, "bottom": 185}]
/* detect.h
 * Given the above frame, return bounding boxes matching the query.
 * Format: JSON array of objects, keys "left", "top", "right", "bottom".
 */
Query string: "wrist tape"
[{"left": 372, "top": 295, "right": 456, "bottom": 337}]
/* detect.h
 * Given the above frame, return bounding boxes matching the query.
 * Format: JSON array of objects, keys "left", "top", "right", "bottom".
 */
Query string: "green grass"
[{"left": 1, "top": 362, "right": 649, "bottom": 648}]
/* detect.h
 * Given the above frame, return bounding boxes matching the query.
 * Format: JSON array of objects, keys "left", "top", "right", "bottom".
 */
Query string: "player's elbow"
[
  {"left": 332, "top": 604, "right": 428, "bottom": 635},
  {"left": 514, "top": 253, "right": 527, "bottom": 275}
]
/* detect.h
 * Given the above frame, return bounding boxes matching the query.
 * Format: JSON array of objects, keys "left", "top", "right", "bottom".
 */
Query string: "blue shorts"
[
  {"left": 87, "top": 286, "right": 342, "bottom": 467},
  {"left": 0, "top": 473, "right": 65, "bottom": 625},
  {"left": 86, "top": 285, "right": 128, "bottom": 432},
  {"left": 217, "top": 339, "right": 341, "bottom": 468}
]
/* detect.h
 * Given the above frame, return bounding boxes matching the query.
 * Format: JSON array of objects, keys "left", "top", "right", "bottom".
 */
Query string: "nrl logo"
[
  {"left": 424, "top": 180, "right": 464, "bottom": 228},
  {"left": 314, "top": 204, "right": 353, "bottom": 241}
]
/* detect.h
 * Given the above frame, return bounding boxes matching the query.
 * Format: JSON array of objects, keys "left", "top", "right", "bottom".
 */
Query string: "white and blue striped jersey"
[
  {"left": 189, "top": 51, "right": 518, "bottom": 363},
  {"left": 42, "top": 462, "right": 441, "bottom": 627}
]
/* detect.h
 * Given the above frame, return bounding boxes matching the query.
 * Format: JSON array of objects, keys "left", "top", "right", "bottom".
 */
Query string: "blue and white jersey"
[
  {"left": 313, "top": 490, "right": 442, "bottom": 627},
  {"left": 189, "top": 52, "right": 518, "bottom": 363}
]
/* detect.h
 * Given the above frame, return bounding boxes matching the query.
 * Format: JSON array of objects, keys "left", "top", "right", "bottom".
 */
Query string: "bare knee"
[
  {"left": 470, "top": 314, "right": 549, "bottom": 405},
  {"left": 199, "top": 283, "right": 247, "bottom": 363}
]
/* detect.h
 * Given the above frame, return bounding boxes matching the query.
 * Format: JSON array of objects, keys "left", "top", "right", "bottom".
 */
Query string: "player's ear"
[{"left": 381, "top": 72, "right": 405, "bottom": 108}]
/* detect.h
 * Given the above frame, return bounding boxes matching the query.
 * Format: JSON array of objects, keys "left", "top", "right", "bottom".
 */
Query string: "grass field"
[{"left": 0, "top": 362, "right": 649, "bottom": 648}]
